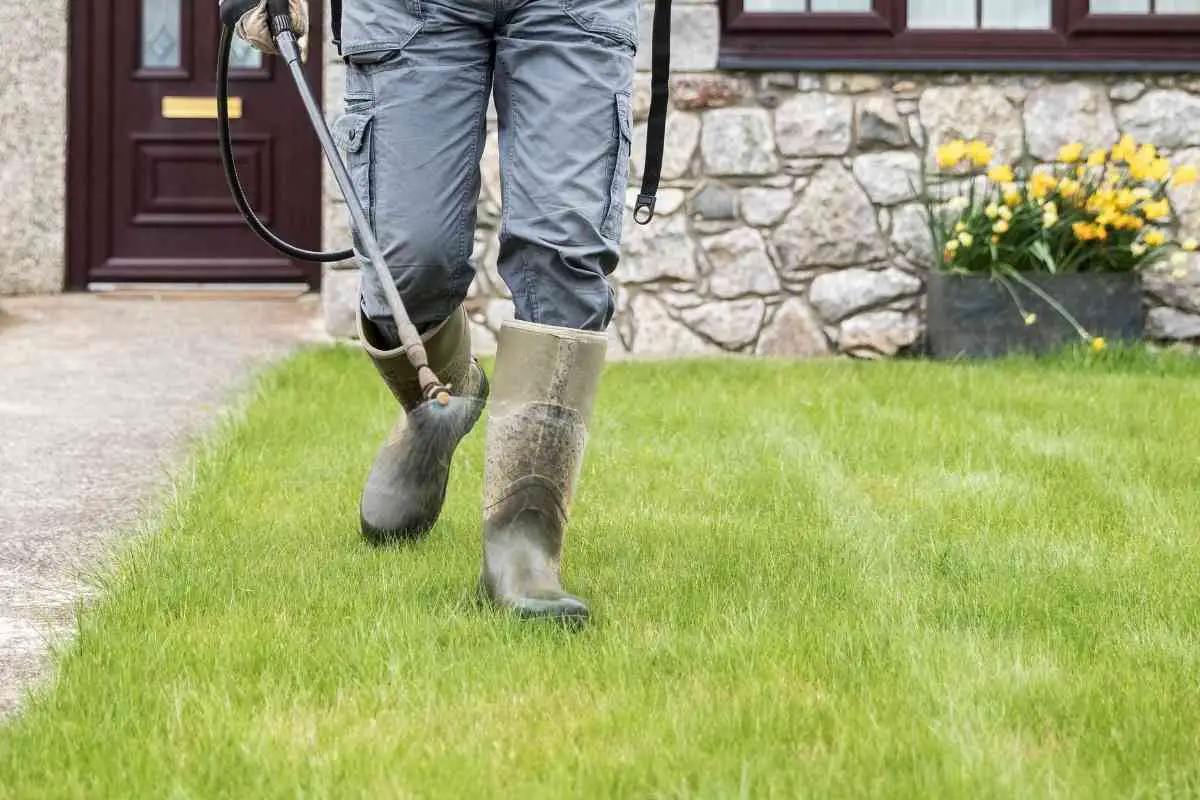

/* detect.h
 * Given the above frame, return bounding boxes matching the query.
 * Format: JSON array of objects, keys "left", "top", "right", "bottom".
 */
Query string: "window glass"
[
  {"left": 141, "top": 0, "right": 182, "bottom": 69},
  {"left": 908, "top": 0, "right": 976, "bottom": 28},
  {"left": 811, "top": 0, "right": 872, "bottom": 10},
  {"left": 230, "top": 37, "right": 264, "bottom": 69},
  {"left": 1158, "top": 0, "right": 1200, "bottom": 12},
  {"left": 1090, "top": 0, "right": 1151, "bottom": 12},
  {"left": 982, "top": 0, "right": 1052, "bottom": 28}
]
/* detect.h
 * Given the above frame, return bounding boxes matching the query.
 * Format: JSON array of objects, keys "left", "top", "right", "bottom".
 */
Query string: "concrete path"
[{"left": 0, "top": 293, "right": 326, "bottom": 717}]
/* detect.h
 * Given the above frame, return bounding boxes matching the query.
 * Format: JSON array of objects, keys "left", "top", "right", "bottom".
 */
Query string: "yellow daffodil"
[
  {"left": 1089, "top": 187, "right": 1116, "bottom": 206},
  {"left": 1145, "top": 230, "right": 1167, "bottom": 247},
  {"left": 947, "top": 196, "right": 969, "bottom": 211},
  {"left": 1141, "top": 199, "right": 1171, "bottom": 221},
  {"left": 1149, "top": 158, "right": 1172, "bottom": 181},
  {"left": 936, "top": 139, "right": 967, "bottom": 169},
  {"left": 987, "top": 164, "right": 1014, "bottom": 183},
  {"left": 1024, "top": 312, "right": 1037, "bottom": 326},
  {"left": 1030, "top": 172, "right": 1058, "bottom": 199},
  {"left": 1058, "top": 142, "right": 1085, "bottom": 163},
  {"left": 1111, "top": 134, "right": 1137, "bottom": 163},
  {"left": 1004, "top": 190, "right": 1022, "bottom": 207},
  {"left": 958, "top": 232, "right": 974, "bottom": 247},
  {"left": 994, "top": 220, "right": 1010, "bottom": 234},
  {"left": 945, "top": 239, "right": 960, "bottom": 253},
  {"left": 998, "top": 205, "right": 1013, "bottom": 221},
  {"left": 1074, "top": 222, "right": 1100, "bottom": 241},
  {"left": 985, "top": 203, "right": 999, "bottom": 219},
  {"left": 991, "top": 235, "right": 1000, "bottom": 244},
  {"left": 1172, "top": 164, "right": 1199, "bottom": 186},
  {"left": 1087, "top": 148, "right": 1107, "bottom": 167},
  {"left": 1092, "top": 337, "right": 1106, "bottom": 352},
  {"left": 1184, "top": 238, "right": 1198, "bottom": 251},
  {"left": 1116, "top": 189, "right": 1136, "bottom": 210},
  {"left": 965, "top": 139, "right": 993, "bottom": 167},
  {"left": 1059, "top": 178, "right": 1082, "bottom": 199}
]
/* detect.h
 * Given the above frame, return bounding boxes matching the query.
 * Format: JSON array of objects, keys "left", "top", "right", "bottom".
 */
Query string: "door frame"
[{"left": 66, "top": 0, "right": 326, "bottom": 290}]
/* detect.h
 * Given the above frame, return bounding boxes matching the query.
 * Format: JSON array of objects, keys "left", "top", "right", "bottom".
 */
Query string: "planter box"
[{"left": 925, "top": 270, "right": 1145, "bottom": 359}]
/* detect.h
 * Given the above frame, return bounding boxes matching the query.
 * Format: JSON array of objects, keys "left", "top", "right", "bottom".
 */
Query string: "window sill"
[{"left": 718, "top": 52, "right": 1200, "bottom": 74}]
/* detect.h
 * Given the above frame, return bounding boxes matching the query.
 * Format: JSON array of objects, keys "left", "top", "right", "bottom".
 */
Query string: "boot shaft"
[
  {"left": 359, "top": 305, "right": 475, "bottom": 410},
  {"left": 480, "top": 319, "right": 607, "bottom": 614}
]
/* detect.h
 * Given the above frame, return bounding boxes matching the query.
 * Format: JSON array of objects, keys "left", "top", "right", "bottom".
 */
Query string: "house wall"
[
  {"left": 0, "top": 0, "right": 69, "bottom": 295},
  {"left": 314, "top": 0, "right": 1200, "bottom": 353}
]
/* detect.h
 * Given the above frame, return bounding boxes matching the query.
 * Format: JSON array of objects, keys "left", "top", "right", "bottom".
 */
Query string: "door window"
[{"left": 140, "top": 0, "right": 183, "bottom": 70}]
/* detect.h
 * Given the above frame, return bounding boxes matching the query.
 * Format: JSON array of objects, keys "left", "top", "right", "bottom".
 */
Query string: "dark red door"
[{"left": 68, "top": 0, "right": 324, "bottom": 288}]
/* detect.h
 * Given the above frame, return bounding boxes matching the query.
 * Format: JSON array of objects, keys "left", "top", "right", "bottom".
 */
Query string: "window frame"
[{"left": 719, "top": 0, "right": 1200, "bottom": 71}]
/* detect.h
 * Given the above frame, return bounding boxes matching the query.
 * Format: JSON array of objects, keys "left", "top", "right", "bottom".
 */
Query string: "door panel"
[{"left": 68, "top": 0, "right": 324, "bottom": 287}]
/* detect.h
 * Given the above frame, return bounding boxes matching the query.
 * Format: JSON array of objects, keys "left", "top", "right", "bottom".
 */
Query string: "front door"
[{"left": 68, "top": 0, "right": 325, "bottom": 289}]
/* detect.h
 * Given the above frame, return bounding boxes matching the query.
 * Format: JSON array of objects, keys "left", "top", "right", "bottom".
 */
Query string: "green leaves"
[{"left": 1029, "top": 240, "right": 1057, "bottom": 274}]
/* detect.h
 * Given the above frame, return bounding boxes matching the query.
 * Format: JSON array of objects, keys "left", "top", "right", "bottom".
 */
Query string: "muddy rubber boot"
[
  {"left": 359, "top": 305, "right": 489, "bottom": 544},
  {"left": 480, "top": 319, "right": 607, "bottom": 624}
]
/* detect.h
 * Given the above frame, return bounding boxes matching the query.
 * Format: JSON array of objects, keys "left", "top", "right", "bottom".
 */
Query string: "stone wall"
[
  {"left": 321, "top": 0, "right": 1200, "bottom": 353},
  {"left": 0, "top": 0, "right": 68, "bottom": 295}
]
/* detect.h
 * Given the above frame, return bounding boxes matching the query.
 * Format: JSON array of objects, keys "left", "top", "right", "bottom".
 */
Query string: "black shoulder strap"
[
  {"left": 634, "top": 0, "right": 671, "bottom": 226},
  {"left": 331, "top": 0, "right": 343, "bottom": 54}
]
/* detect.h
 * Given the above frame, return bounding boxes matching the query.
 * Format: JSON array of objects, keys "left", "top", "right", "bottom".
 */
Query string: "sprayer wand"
[{"left": 219, "top": 0, "right": 452, "bottom": 406}]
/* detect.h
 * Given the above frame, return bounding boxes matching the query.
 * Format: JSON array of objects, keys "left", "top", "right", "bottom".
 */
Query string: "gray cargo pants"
[{"left": 333, "top": 0, "right": 638, "bottom": 336}]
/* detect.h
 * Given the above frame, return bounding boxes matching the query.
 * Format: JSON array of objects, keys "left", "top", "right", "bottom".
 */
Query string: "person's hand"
[{"left": 219, "top": 0, "right": 308, "bottom": 54}]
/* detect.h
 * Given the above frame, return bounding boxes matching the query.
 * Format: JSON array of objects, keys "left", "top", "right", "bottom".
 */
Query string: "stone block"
[
  {"left": 700, "top": 108, "right": 779, "bottom": 177},
  {"left": 321, "top": 267, "right": 360, "bottom": 339}
]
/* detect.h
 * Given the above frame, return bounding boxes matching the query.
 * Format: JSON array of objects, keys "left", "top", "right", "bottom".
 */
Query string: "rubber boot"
[
  {"left": 480, "top": 319, "right": 607, "bottom": 624},
  {"left": 358, "top": 305, "right": 489, "bottom": 543}
]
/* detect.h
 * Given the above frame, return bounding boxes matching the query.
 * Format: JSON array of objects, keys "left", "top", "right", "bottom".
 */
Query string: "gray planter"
[{"left": 925, "top": 270, "right": 1145, "bottom": 359}]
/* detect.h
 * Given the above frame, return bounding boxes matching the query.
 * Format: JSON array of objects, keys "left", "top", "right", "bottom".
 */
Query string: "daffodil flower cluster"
[{"left": 923, "top": 134, "right": 1199, "bottom": 347}]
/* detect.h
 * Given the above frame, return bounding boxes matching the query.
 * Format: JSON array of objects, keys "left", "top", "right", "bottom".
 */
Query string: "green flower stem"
[{"left": 998, "top": 264, "right": 1093, "bottom": 341}]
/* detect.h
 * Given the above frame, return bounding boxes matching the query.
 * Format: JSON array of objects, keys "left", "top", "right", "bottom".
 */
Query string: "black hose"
[{"left": 217, "top": 24, "right": 353, "bottom": 263}]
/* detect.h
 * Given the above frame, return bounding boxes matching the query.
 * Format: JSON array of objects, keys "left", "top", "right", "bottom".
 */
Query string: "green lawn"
[{"left": 2, "top": 346, "right": 1200, "bottom": 798}]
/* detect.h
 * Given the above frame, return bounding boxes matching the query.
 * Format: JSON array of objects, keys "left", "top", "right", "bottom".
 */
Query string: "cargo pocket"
[
  {"left": 561, "top": 0, "right": 639, "bottom": 51},
  {"left": 332, "top": 110, "right": 374, "bottom": 232},
  {"left": 602, "top": 92, "right": 633, "bottom": 242},
  {"left": 340, "top": 0, "right": 425, "bottom": 61}
]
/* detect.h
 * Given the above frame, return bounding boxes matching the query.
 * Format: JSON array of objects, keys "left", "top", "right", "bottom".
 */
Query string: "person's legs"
[
  {"left": 479, "top": 0, "right": 637, "bottom": 622},
  {"left": 336, "top": 0, "right": 496, "bottom": 542}
]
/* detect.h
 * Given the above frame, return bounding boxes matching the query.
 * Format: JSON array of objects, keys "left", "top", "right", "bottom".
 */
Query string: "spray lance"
[
  {"left": 216, "top": 0, "right": 455, "bottom": 406},
  {"left": 215, "top": 0, "right": 672, "bottom": 403}
]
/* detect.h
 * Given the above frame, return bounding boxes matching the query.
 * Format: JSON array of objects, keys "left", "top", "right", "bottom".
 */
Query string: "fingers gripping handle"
[
  {"left": 219, "top": 0, "right": 258, "bottom": 26},
  {"left": 218, "top": 0, "right": 297, "bottom": 34}
]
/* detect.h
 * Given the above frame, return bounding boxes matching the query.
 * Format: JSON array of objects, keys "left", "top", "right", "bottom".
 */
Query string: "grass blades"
[{"left": 1, "top": 346, "right": 1199, "bottom": 798}]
